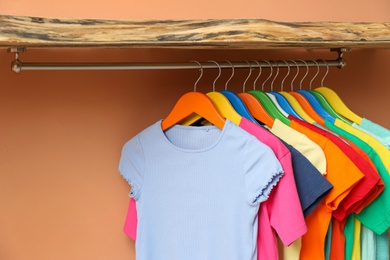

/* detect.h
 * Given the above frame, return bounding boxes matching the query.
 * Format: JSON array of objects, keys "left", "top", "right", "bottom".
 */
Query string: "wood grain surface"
[{"left": 1, "top": 15, "right": 390, "bottom": 49}]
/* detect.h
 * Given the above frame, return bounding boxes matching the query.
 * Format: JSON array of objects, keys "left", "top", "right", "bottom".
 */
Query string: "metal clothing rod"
[
  {"left": 8, "top": 47, "right": 349, "bottom": 73},
  {"left": 11, "top": 59, "right": 345, "bottom": 73}
]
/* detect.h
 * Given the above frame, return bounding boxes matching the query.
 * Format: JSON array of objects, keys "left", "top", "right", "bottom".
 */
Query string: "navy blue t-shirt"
[{"left": 280, "top": 139, "right": 333, "bottom": 217}]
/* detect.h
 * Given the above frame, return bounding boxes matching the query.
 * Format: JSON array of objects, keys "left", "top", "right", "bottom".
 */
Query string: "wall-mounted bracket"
[
  {"left": 8, "top": 47, "right": 26, "bottom": 73},
  {"left": 331, "top": 47, "right": 351, "bottom": 69}
]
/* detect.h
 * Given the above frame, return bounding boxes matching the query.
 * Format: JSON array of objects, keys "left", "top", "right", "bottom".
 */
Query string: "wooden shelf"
[{"left": 1, "top": 15, "right": 390, "bottom": 49}]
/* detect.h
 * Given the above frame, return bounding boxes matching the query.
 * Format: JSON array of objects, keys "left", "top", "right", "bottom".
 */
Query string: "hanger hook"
[
  {"left": 208, "top": 60, "right": 221, "bottom": 92},
  {"left": 191, "top": 60, "right": 203, "bottom": 92},
  {"left": 261, "top": 60, "right": 273, "bottom": 91},
  {"left": 298, "top": 60, "right": 309, "bottom": 90},
  {"left": 242, "top": 61, "right": 253, "bottom": 92},
  {"left": 289, "top": 60, "right": 299, "bottom": 91},
  {"left": 224, "top": 60, "right": 234, "bottom": 90},
  {"left": 270, "top": 60, "right": 280, "bottom": 91},
  {"left": 280, "top": 60, "right": 290, "bottom": 91},
  {"left": 319, "top": 59, "right": 329, "bottom": 86},
  {"left": 309, "top": 60, "right": 320, "bottom": 90},
  {"left": 251, "top": 60, "right": 262, "bottom": 90}
]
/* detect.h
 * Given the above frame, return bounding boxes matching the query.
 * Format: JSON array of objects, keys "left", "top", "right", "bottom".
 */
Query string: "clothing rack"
[{"left": 8, "top": 48, "right": 348, "bottom": 73}]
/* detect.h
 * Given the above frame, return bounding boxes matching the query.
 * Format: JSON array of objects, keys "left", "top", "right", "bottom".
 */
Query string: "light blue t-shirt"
[{"left": 119, "top": 120, "right": 284, "bottom": 260}]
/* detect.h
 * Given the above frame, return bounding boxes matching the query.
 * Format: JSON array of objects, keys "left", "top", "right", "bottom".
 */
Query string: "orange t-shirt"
[
  {"left": 289, "top": 121, "right": 364, "bottom": 260},
  {"left": 330, "top": 217, "right": 347, "bottom": 260}
]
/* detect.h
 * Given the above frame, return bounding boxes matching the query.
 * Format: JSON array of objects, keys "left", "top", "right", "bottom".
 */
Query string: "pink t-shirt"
[
  {"left": 123, "top": 118, "right": 307, "bottom": 259},
  {"left": 123, "top": 197, "right": 137, "bottom": 239}
]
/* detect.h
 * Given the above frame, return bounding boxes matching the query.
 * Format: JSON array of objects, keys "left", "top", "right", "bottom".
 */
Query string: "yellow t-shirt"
[
  {"left": 352, "top": 217, "right": 361, "bottom": 260},
  {"left": 271, "top": 119, "right": 327, "bottom": 175}
]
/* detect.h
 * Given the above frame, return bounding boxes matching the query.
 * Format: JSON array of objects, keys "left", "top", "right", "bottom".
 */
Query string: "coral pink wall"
[
  {"left": 0, "top": 2, "right": 389, "bottom": 260},
  {"left": 1, "top": 0, "right": 390, "bottom": 21}
]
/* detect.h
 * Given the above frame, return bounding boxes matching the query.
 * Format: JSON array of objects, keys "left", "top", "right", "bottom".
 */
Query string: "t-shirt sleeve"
[
  {"left": 268, "top": 152, "right": 308, "bottom": 246},
  {"left": 322, "top": 141, "right": 364, "bottom": 212},
  {"left": 287, "top": 144, "right": 333, "bottom": 217},
  {"left": 243, "top": 137, "right": 284, "bottom": 206},
  {"left": 118, "top": 135, "right": 145, "bottom": 199}
]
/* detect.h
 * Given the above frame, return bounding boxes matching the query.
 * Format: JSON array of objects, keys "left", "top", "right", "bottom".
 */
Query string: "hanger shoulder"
[
  {"left": 238, "top": 92, "right": 274, "bottom": 127},
  {"left": 314, "top": 87, "right": 362, "bottom": 124},
  {"left": 206, "top": 92, "right": 242, "bottom": 125},
  {"left": 268, "top": 91, "right": 302, "bottom": 119},
  {"left": 161, "top": 92, "right": 226, "bottom": 130},
  {"left": 309, "top": 89, "right": 351, "bottom": 124},
  {"left": 248, "top": 90, "right": 291, "bottom": 125},
  {"left": 266, "top": 93, "right": 289, "bottom": 117},
  {"left": 278, "top": 91, "right": 315, "bottom": 123},
  {"left": 220, "top": 90, "right": 258, "bottom": 124},
  {"left": 289, "top": 91, "right": 325, "bottom": 124}
]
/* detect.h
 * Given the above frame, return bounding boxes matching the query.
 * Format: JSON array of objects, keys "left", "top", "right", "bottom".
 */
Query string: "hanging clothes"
[
  {"left": 239, "top": 118, "right": 329, "bottom": 260},
  {"left": 268, "top": 119, "right": 332, "bottom": 260},
  {"left": 288, "top": 115, "right": 385, "bottom": 260},
  {"left": 116, "top": 69, "right": 390, "bottom": 260},
  {"left": 288, "top": 120, "right": 364, "bottom": 260},
  {"left": 324, "top": 121, "right": 390, "bottom": 235},
  {"left": 122, "top": 117, "right": 333, "bottom": 260},
  {"left": 289, "top": 116, "right": 383, "bottom": 219}
]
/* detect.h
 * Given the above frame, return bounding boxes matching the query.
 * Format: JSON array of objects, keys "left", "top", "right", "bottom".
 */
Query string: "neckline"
[{"left": 157, "top": 119, "right": 230, "bottom": 153}]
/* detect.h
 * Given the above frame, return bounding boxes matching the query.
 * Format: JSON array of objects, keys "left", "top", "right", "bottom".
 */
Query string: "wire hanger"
[
  {"left": 277, "top": 60, "right": 316, "bottom": 123},
  {"left": 314, "top": 66, "right": 362, "bottom": 124},
  {"left": 268, "top": 60, "right": 303, "bottom": 119},
  {"left": 307, "top": 60, "right": 352, "bottom": 124},
  {"left": 161, "top": 61, "right": 226, "bottom": 130},
  {"left": 220, "top": 61, "right": 259, "bottom": 124},
  {"left": 265, "top": 61, "right": 290, "bottom": 117},
  {"left": 285, "top": 60, "right": 326, "bottom": 124},
  {"left": 248, "top": 60, "right": 291, "bottom": 125},
  {"left": 205, "top": 60, "right": 242, "bottom": 125},
  {"left": 238, "top": 60, "right": 275, "bottom": 127},
  {"left": 180, "top": 60, "right": 243, "bottom": 126},
  {"left": 292, "top": 60, "right": 336, "bottom": 123}
]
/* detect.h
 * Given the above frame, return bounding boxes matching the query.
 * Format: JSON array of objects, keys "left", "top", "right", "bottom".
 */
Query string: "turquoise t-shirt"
[
  {"left": 119, "top": 120, "right": 284, "bottom": 260},
  {"left": 359, "top": 118, "right": 390, "bottom": 138},
  {"left": 376, "top": 232, "right": 389, "bottom": 260},
  {"left": 361, "top": 225, "right": 376, "bottom": 260},
  {"left": 353, "top": 122, "right": 390, "bottom": 150}
]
